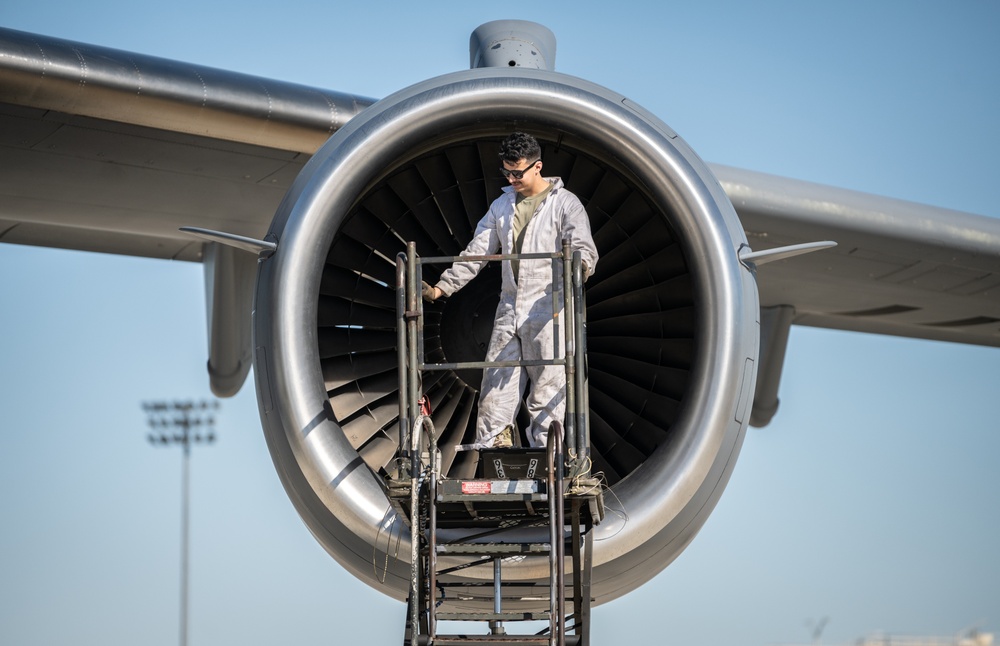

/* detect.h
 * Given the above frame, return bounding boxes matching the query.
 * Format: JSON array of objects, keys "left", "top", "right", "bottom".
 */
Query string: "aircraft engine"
[{"left": 252, "top": 66, "right": 761, "bottom": 606}]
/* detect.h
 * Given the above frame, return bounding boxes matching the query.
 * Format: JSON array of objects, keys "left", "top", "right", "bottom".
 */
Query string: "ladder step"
[
  {"left": 435, "top": 611, "right": 550, "bottom": 622},
  {"left": 439, "top": 479, "right": 544, "bottom": 499},
  {"left": 438, "top": 493, "right": 548, "bottom": 503},
  {"left": 425, "top": 637, "right": 581, "bottom": 646},
  {"left": 437, "top": 543, "right": 550, "bottom": 555},
  {"left": 437, "top": 581, "right": 543, "bottom": 588},
  {"left": 424, "top": 636, "right": 581, "bottom": 646}
]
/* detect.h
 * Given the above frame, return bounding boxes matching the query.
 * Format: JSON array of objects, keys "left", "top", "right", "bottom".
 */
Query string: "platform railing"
[
  {"left": 395, "top": 240, "right": 590, "bottom": 478},
  {"left": 396, "top": 240, "right": 591, "bottom": 646}
]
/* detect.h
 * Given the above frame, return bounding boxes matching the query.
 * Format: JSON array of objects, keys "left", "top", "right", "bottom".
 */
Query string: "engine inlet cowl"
[{"left": 253, "top": 66, "right": 760, "bottom": 605}]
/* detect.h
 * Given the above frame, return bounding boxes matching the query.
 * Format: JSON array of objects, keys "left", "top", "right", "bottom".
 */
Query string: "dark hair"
[{"left": 499, "top": 132, "right": 541, "bottom": 164}]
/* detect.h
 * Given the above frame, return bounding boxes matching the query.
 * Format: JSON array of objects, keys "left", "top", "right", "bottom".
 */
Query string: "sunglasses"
[{"left": 500, "top": 158, "right": 540, "bottom": 180}]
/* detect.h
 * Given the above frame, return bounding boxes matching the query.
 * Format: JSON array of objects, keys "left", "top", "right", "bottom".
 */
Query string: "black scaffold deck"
[
  {"left": 386, "top": 449, "right": 604, "bottom": 646},
  {"left": 391, "top": 242, "right": 603, "bottom": 646}
]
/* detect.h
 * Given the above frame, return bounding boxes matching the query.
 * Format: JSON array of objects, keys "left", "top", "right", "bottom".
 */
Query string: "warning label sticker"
[{"left": 460, "top": 481, "right": 492, "bottom": 494}]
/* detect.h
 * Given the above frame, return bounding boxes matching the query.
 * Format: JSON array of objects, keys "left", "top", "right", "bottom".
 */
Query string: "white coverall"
[{"left": 435, "top": 178, "right": 599, "bottom": 448}]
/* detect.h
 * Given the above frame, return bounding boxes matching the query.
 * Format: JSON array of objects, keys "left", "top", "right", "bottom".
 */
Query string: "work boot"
[{"left": 491, "top": 425, "right": 514, "bottom": 448}]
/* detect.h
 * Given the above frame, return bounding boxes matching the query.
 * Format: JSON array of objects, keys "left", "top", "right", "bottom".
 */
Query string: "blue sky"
[{"left": 1, "top": 3, "right": 998, "bottom": 645}]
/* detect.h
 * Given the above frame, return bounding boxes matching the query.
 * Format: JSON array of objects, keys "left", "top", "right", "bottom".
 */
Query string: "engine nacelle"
[{"left": 252, "top": 66, "right": 760, "bottom": 605}]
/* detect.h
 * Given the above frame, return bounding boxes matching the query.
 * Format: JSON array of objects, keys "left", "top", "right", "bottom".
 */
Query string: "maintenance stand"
[{"left": 387, "top": 242, "right": 604, "bottom": 646}]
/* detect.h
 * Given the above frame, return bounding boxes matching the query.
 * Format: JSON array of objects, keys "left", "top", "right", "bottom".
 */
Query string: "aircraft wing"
[
  {"left": 2, "top": 26, "right": 998, "bottom": 419},
  {"left": 709, "top": 164, "right": 1000, "bottom": 424},
  {"left": 0, "top": 26, "right": 373, "bottom": 261},
  {"left": 717, "top": 164, "right": 1000, "bottom": 347}
]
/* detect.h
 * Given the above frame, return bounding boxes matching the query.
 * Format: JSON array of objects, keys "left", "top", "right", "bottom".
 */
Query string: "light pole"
[{"left": 143, "top": 400, "right": 219, "bottom": 646}]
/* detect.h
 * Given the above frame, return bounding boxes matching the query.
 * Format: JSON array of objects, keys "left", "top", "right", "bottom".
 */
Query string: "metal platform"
[
  {"left": 387, "top": 450, "right": 603, "bottom": 646},
  {"left": 393, "top": 242, "right": 602, "bottom": 646},
  {"left": 387, "top": 473, "right": 604, "bottom": 530}
]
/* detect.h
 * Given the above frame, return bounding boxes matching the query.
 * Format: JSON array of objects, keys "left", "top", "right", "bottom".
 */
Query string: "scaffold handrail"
[{"left": 394, "top": 239, "right": 590, "bottom": 477}]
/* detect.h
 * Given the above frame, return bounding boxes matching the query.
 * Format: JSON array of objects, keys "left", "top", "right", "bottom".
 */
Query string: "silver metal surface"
[
  {"left": 470, "top": 20, "right": 557, "bottom": 70},
  {"left": 0, "top": 26, "right": 374, "bottom": 264},
  {"left": 0, "top": 26, "right": 374, "bottom": 153},
  {"left": 201, "top": 243, "right": 257, "bottom": 397},
  {"left": 252, "top": 67, "right": 759, "bottom": 606},
  {"left": 715, "top": 163, "right": 1000, "bottom": 351},
  {"left": 753, "top": 305, "right": 797, "bottom": 427}
]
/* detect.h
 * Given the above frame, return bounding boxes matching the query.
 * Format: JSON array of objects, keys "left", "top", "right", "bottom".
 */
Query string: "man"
[{"left": 423, "top": 132, "right": 598, "bottom": 449}]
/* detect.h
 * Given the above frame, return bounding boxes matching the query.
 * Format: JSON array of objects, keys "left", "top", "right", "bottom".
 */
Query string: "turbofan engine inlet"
[{"left": 253, "top": 66, "right": 760, "bottom": 605}]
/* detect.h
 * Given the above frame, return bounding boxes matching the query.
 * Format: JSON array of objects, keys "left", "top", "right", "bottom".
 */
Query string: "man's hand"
[{"left": 421, "top": 281, "right": 443, "bottom": 302}]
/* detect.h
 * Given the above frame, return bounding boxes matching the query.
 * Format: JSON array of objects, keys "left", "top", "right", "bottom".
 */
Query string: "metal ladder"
[{"left": 389, "top": 242, "right": 603, "bottom": 646}]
